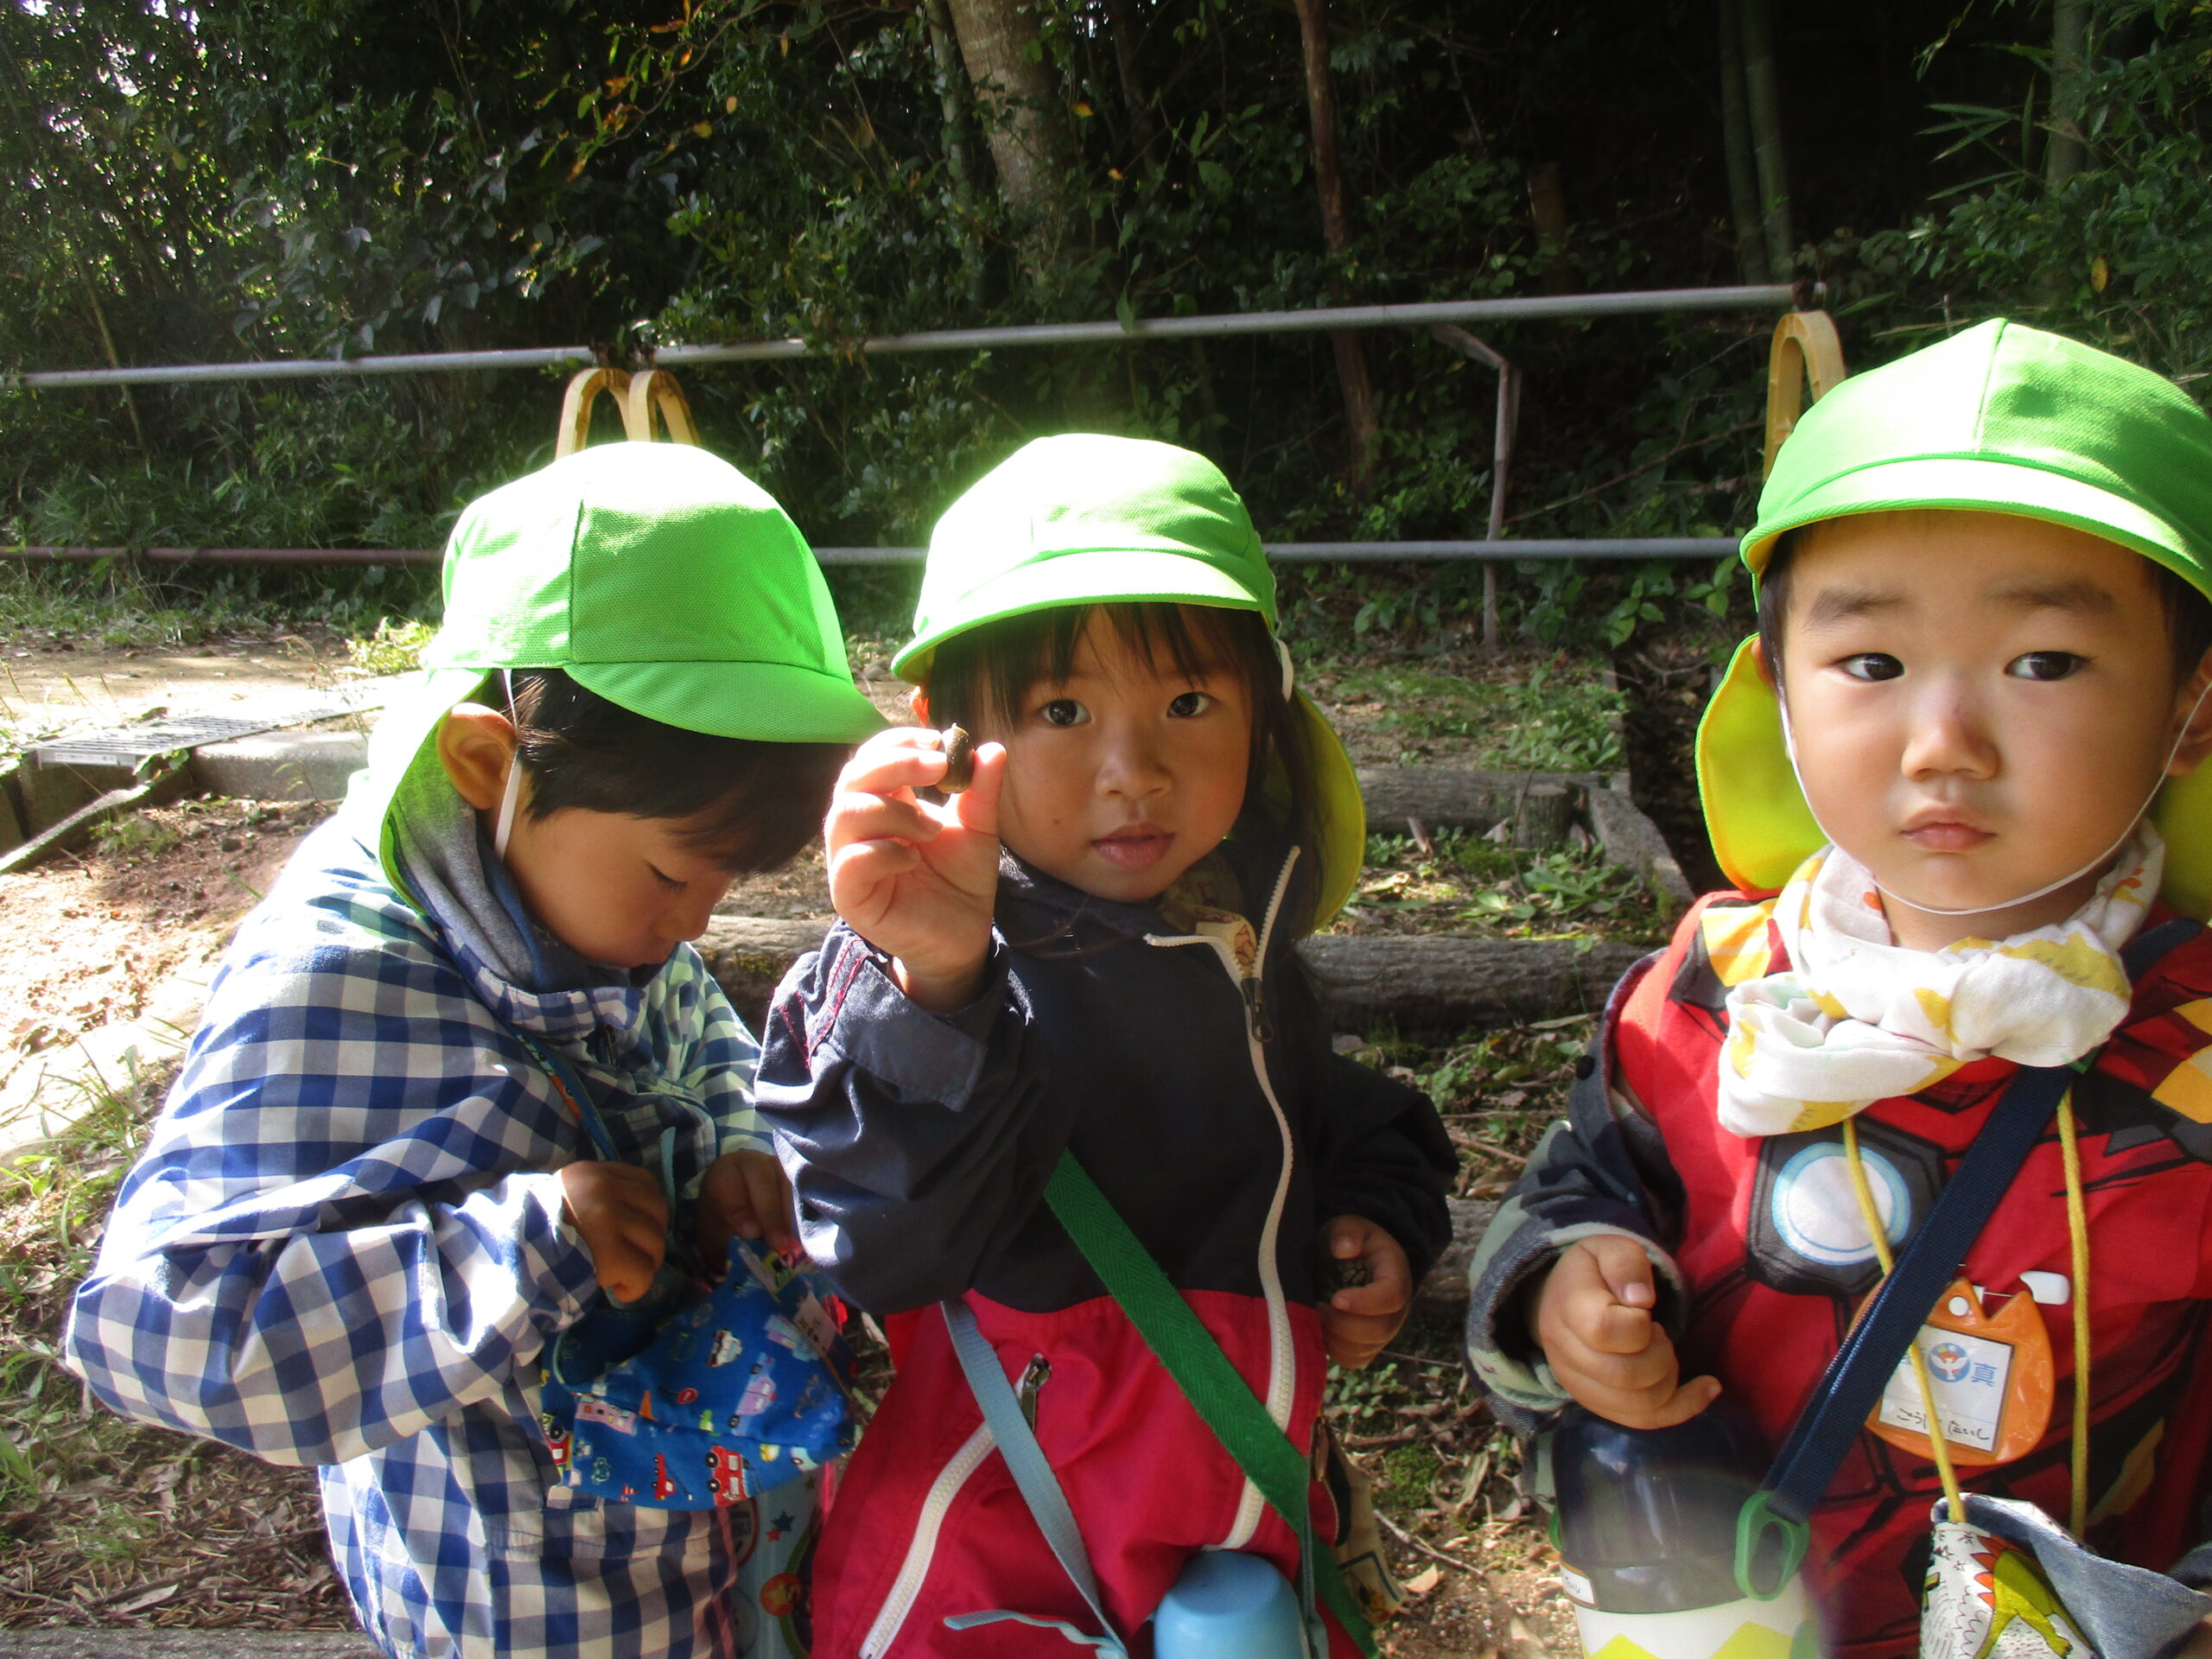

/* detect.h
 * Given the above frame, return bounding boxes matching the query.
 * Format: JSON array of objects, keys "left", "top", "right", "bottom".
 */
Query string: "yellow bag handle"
[
  {"left": 1763, "top": 309, "right": 1847, "bottom": 477},
  {"left": 554, "top": 365, "right": 702, "bottom": 456}
]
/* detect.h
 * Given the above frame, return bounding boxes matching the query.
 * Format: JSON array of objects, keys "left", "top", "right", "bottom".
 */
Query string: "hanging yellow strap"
[
  {"left": 1843, "top": 1096, "right": 2096, "bottom": 1538},
  {"left": 1842, "top": 1117, "right": 1967, "bottom": 1522},
  {"left": 2056, "top": 1092, "right": 2094, "bottom": 1539}
]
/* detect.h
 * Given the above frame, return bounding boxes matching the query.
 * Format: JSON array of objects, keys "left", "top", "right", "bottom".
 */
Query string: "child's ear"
[
  {"left": 1750, "top": 637, "right": 1780, "bottom": 691},
  {"left": 437, "top": 703, "right": 518, "bottom": 810},
  {"left": 907, "top": 686, "right": 931, "bottom": 728},
  {"left": 2171, "top": 648, "right": 2212, "bottom": 778}
]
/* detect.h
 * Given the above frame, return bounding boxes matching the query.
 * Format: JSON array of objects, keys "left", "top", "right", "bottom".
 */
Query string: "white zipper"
[
  {"left": 859, "top": 1420, "right": 996, "bottom": 1658},
  {"left": 1144, "top": 849, "right": 1301, "bottom": 1549}
]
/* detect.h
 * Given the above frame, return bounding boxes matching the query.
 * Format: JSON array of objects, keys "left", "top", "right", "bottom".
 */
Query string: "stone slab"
[{"left": 189, "top": 733, "right": 369, "bottom": 803}]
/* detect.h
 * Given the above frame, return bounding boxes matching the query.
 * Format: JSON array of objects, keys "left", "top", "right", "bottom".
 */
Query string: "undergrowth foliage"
[{"left": 8, "top": 3, "right": 2212, "bottom": 656}]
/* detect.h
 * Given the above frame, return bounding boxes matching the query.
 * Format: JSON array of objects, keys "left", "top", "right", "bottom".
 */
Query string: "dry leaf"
[{"left": 1403, "top": 1564, "right": 1444, "bottom": 1596}]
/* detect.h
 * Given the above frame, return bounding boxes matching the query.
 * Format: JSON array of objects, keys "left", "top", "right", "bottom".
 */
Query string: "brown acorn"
[{"left": 938, "top": 725, "right": 976, "bottom": 793}]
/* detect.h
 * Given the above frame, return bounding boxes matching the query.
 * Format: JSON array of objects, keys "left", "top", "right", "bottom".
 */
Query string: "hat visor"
[
  {"left": 1744, "top": 455, "right": 2206, "bottom": 594},
  {"left": 1294, "top": 690, "right": 1367, "bottom": 928},
  {"left": 893, "top": 548, "right": 1266, "bottom": 681},
  {"left": 1699, "top": 634, "right": 2212, "bottom": 917},
  {"left": 570, "top": 660, "right": 888, "bottom": 745}
]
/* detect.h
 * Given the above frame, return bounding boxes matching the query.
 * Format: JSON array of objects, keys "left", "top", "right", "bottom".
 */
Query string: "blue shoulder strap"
[
  {"left": 1734, "top": 917, "right": 2202, "bottom": 1595},
  {"left": 939, "top": 1297, "right": 1129, "bottom": 1656}
]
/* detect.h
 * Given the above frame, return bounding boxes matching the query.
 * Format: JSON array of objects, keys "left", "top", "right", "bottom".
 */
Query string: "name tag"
[{"left": 1860, "top": 1277, "right": 2054, "bottom": 1467}]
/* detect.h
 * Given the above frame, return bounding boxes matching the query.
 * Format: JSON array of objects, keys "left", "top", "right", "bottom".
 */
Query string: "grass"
[
  {"left": 1326, "top": 662, "right": 1625, "bottom": 772},
  {"left": 1339, "top": 830, "right": 1664, "bottom": 944}
]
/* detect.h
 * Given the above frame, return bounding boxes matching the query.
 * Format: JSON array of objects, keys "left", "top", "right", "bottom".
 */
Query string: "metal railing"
[
  {"left": 6, "top": 285, "right": 1801, "bottom": 390},
  {"left": 7, "top": 283, "right": 1799, "bottom": 632}
]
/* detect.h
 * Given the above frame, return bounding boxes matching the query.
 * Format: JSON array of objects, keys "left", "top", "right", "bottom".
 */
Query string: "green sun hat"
[
  {"left": 896, "top": 434, "right": 1367, "bottom": 925},
  {"left": 1696, "top": 318, "right": 2212, "bottom": 911},
  {"left": 354, "top": 441, "right": 887, "bottom": 893}
]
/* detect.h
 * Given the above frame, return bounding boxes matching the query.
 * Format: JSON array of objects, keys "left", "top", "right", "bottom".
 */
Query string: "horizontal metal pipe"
[
  {"left": 6, "top": 537, "right": 1736, "bottom": 568},
  {"left": 4, "top": 544, "right": 440, "bottom": 566},
  {"left": 10, "top": 284, "right": 1805, "bottom": 390}
]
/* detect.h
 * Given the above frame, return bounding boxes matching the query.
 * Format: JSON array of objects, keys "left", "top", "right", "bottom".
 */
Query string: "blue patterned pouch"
[
  {"left": 538, "top": 1236, "right": 857, "bottom": 1508},
  {"left": 513, "top": 1027, "right": 856, "bottom": 1509}
]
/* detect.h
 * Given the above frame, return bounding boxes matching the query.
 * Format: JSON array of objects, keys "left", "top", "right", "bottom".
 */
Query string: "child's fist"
[
  {"left": 696, "top": 1147, "right": 799, "bottom": 1266},
  {"left": 558, "top": 1160, "right": 668, "bottom": 1304},
  {"left": 1531, "top": 1235, "right": 1720, "bottom": 1429},
  {"left": 1317, "top": 1215, "right": 1413, "bottom": 1369},
  {"left": 824, "top": 726, "right": 1008, "bottom": 1011}
]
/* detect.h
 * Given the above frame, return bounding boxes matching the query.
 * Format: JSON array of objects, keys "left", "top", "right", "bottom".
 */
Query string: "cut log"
[
  {"left": 1512, "top": 783, "right": 1573, "bottom": 851},
  {"left": 1585, "top": 784, "right": 1696, "bottom": 912},
  {"left": 1357, "top": 766, "right": 1598, "bottom": 837},
  {"left": 696, "top": 916, "right": 835, "bottom": 1028},
  {"left": 698, "top": 920, "right": 1646, "bottom": 1038},
  {"left": 1302, "top": 935, "right": 1643, "bottom": 1033},
  {"left": 1414, "top": 1196, "right": 1498, "bottom": 1318}
]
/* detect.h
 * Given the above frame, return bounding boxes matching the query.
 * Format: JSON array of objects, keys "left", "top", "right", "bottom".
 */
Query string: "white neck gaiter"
[{"left": 1714, "top": 827, "right": 2160, "bottom": 1138}]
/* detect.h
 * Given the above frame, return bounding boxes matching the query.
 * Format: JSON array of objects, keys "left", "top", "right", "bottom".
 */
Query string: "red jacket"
[{"left": 1470, "top": 892, "right": 2212, "bottom": 1658}]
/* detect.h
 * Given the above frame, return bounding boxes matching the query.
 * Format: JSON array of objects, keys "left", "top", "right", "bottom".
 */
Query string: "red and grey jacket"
[
  {"left": 757, "top": 847, "right": 1455, "bottom": 1658},
  {"left": 1466, "top": 891, "right": 2212, "bottom": 1659}
]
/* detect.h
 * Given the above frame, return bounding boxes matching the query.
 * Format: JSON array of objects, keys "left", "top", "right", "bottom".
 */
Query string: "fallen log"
[
  {"left": 1414, "top": 1196, "right": 1498, "bottom": 1319},
  {"left": 698, "top": 918, "right": 1646, "bottom": 1037}
]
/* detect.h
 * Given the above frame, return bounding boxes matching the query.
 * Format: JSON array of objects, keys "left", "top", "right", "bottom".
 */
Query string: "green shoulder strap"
[{"left": 1042, "top": 1151, "right": 1380, "bottom": 1658}]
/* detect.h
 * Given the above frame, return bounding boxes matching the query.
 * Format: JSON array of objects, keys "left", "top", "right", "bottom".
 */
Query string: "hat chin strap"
[
  {"left": 493, "top": 668, "right": 523, "bottom": 861},
  {"left": 1275, "top": 637, "right": 1295, "bottom": 702},
  {"left": 1778, "top": 677, "right": 2212, "bottom": 919}
]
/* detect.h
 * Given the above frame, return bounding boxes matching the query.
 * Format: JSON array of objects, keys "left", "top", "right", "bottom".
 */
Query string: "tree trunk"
[
  {"left": 1102, "top": 0, "right": 1160, "bottom": 172},
  {"left": 943, "top": 0, "right": 1078, "bottom": 278},
  {"left": 1291, "top": 0, "right": 1378, "bottom": 493},
  {"left": 1718, "top": 0, "right": 1770, "bottom": 284},
  {"left": 1738, "top": 0, "right": 1794, "bottom": 277},
  {"left": 921, "top": 0, "right": 988, "bottom": 304},
  {"left": 2046, "top": 0, "right": 2090, "bottom": 188},
  {"left": 1527, "top": 161, "right": 1574, "bottom": 295}
]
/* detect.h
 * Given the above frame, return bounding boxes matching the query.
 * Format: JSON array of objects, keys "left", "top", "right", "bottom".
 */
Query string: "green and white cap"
[
  {"left": 895, "top": 434, "right": 1367, "bottom": 924},
  {"left": 356, "top": 441, "right": 886, "bottom": 890},
  {"left": 1697, "top": 318, "right": 2212, "bottom": 911}
]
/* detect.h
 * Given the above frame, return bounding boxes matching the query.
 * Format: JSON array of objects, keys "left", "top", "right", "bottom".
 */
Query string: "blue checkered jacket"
[{"left": 63, "top": 814, "right": 797, "bottom": 1658}]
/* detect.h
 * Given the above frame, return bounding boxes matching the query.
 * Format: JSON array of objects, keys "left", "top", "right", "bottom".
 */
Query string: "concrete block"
[
  {"left": 190, "top": 730, "right": 369, "bottom": 802},
  {"left": 17, "top": 754, "right": 114, "bottom": 833}
]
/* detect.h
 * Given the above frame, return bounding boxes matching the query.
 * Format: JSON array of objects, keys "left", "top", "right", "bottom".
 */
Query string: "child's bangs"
[{"left": 931, "top": 601, "right": 1261, "bottom": 734}]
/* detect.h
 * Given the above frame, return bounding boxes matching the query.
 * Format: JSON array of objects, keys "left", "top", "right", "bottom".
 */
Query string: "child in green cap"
[
  {"left": 1467, "top": 321, "right": 2212, "bottom": 1658},
  {"left": 757, "top": 434, "right": 1455, "bottom": 1656},
  {"left": 64, "top": 442, "right": 886, "bottom": 1659}
]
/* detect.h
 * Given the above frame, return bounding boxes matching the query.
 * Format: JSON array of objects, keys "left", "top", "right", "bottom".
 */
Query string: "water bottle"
[
  {"left": 1153, "top": 1550, "right": 1312, "bottom": 1659},
  {"left": 1552, "top": 1402, "right": 1821, "bottom": 1659}
]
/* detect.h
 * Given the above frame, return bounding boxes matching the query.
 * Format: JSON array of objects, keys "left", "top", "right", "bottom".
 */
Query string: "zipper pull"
[
  {"left": 1242, "top": 975, "right": 1273, "bottom": 1045},
  {"left": 1015, "top": 1355, "right": 1051, "bottom": 1431}
]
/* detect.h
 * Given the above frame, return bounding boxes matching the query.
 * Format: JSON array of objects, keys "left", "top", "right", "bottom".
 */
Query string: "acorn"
[{"left": 938, "top": 725, "right": 976, "bottom": 793}]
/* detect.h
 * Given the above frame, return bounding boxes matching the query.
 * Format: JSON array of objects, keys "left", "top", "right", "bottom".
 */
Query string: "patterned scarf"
[{"left": 1714, "top": 829, "right": 2160, "bottom": 1138}]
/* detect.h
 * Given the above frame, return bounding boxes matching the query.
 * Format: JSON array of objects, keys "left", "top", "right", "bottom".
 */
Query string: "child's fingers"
[
  {"left": 948, "top": 741, "right": 1007, "bottom": 837},
  {"left": 827, "top": 792, "right": 944, "bottom": 855},
  {"left": 838, "top": 733, "right": 970, "bottom": 803},
  {"left": 1581, "top": 1233, "right": 1660, "bottom": 1311},
  {"left": 1583, "top": 1297, "right": 1659, "bottom": 1356},
  {"left": 828, "top": 838, "right": 925, "bottom": 904},
  {"left": 739, "top": 1152, "right": 799, "bottom": 1257}
]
